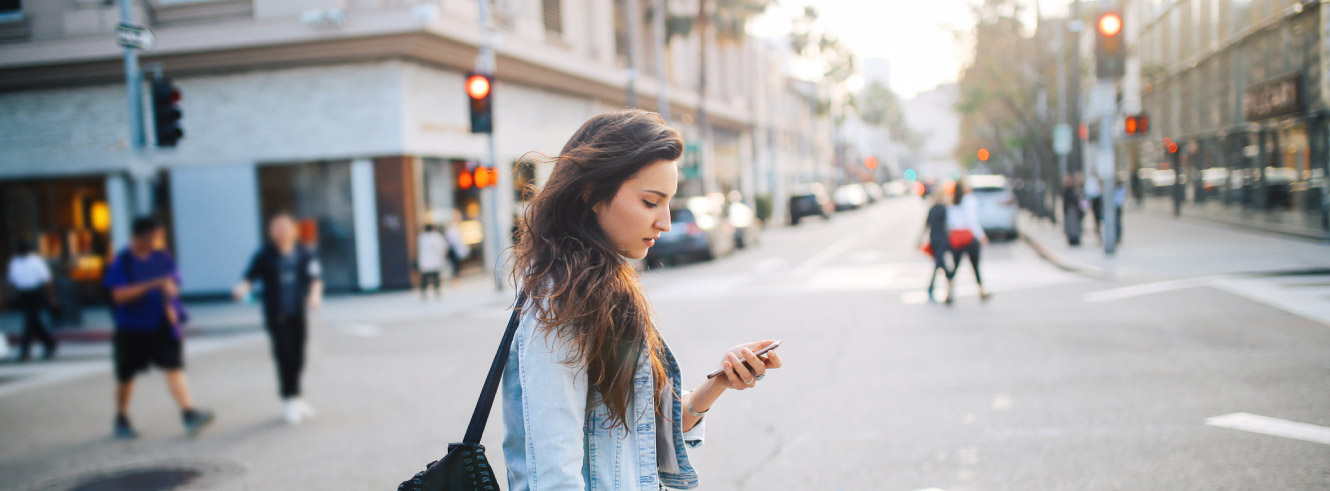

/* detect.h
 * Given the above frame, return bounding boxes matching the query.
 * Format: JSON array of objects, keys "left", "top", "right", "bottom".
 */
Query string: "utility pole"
[
  {"left": 625, "top": 0, "right": 641, "bottom": 107},
  {"left": 1070, "top": 0, "right": 1084, "bottom": 182},
  {"left": 119, "top": 0, "right": 151, "bottom": 216},
  {"left": 475, "top": 0, "right": 509, "bottom": 291},
  {"left": 652, "top": 0, "right": 669, "bottom": 120}
]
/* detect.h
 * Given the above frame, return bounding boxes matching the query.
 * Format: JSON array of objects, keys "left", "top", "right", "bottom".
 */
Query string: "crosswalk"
[
  {"left": 1082, "top": 274, "right": 1330, "bottom": 327},
  {"left": 643, "top": 243, "right": 1087, "bottom": 304}
]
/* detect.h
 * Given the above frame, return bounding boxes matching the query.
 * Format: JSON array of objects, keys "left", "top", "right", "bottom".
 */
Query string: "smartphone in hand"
[{"left": 706, "top": 340, "right": 781, "bottom": 379}]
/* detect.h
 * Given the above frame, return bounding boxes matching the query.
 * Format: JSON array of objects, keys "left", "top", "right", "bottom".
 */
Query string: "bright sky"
[{"left": 751, "top": 0, "right": 1065, "bottom": 99}]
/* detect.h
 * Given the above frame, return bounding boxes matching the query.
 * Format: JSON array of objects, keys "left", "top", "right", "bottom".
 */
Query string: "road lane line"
[
  {"left": 1205, "top": 412, "right": 1330, "bottom": 445},
  {"left": 792, "top": 233, "right": 859, "bottom": 277}
]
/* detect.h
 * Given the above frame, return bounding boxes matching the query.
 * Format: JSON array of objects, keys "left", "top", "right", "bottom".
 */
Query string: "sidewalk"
[
  {"left": 1018, "top": 205, "right": 1330, "bottom": 281},
  {"left": 0, "top": 273, "right": 512, "bottom": 348}
]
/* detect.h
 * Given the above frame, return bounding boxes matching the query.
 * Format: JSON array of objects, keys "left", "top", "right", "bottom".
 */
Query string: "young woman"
[
  {"left": 948, "top": 180, "right": 990, "bottom": 301},
  {"left": 503, "top": 110, "right": 782, "bottom": 490},
  {"left": 917, "top": 190, "right": 954, "bottom": 303}
]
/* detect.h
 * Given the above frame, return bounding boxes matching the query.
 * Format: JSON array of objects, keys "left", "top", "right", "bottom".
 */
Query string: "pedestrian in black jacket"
[{"left": 233, "top": 214, "right": 323, "bottom": 424}]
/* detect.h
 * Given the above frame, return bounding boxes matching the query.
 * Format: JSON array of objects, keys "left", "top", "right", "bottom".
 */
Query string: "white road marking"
[
  {"left": 341, "top": 323, "right": 384, "bottom": 337},
  {"left": 1083, "top": 277, "right": 1215, "bottom": 303},
  {"left": 1210, "top": 276, "right": 1330, "bottom": 326},
  {"left": 991, "top": 394, "right": 1013, "bottom": 410},
  {"left": 1205, "top": 412, "right": 1330, "bottom": 446},
  {"left": 792, "top": 233, "right": 859, "bottom": 277}
]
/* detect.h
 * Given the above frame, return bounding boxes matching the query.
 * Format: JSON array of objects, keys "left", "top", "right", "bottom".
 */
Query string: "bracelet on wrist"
[{"left": 686, "top": 395, "right": 709, "bottom": 418}]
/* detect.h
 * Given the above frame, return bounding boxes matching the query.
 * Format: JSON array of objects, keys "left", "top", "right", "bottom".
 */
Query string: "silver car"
[{"left": 967, "top": 174, "right": 1018, "bottom": 240}]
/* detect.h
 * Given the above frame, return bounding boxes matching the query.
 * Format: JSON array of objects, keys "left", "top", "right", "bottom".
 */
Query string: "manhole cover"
[{"left": 66, "top": 466, "right": 203, "bottom": 491}]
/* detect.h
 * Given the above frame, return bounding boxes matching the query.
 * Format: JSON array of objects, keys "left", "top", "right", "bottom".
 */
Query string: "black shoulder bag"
[{"left": 398, "top": 293, "right": 527, "bottom": 491}]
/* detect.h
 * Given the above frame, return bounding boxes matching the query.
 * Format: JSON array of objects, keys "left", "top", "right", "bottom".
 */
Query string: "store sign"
[{"left": 1244, "top": 73, "right": 1302, "bottom": 121}]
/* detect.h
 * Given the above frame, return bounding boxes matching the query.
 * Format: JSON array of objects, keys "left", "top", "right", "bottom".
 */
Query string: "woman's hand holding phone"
[{"left": 709, "top": 340, "right": 782, "bottom": 391}]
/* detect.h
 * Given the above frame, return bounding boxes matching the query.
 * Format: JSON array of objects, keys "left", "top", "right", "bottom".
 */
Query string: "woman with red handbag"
[
  {"left": 947, "top": 180, "right": 991, "bottom": 302},
  {"left": 917, "top": 190, "right": 954, "bottom": 303}
]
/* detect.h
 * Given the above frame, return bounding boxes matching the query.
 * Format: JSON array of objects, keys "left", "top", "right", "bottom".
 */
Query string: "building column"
[{"left": 351, "top": 159, "right": 381, "bottom": 291}]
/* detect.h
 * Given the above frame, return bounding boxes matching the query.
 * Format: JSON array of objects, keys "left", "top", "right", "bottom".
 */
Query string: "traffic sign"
[
  {"left": 1053, "top": 124, "right": 1072, "bottom": 156},
  {"left": 115, "top": 23, "right": 156, "bottom": 51}
]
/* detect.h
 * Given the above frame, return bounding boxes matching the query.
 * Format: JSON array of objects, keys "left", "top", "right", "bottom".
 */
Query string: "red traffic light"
[
  {"left": 474, "top": 167, "right": 494, "bottom": 188},
  {"left": 458, "top": 169, "right": 474, "bottom": 190},
  {"left": 1164, "top": 137, "right": 1178, "bottom": 154},
  {"left": 1124, "top": 114, "right": 1150, "bottom": 135},
  {"left": 1098, "top": 12, "right": 1122, "bottom": 37},
  {"left": 865, "top": 156, "right": 878, "bottom": 169},
  {"left": 466, "top": 74, "right": 491, "bottom": 100},
  {"left": 977, "top": 148, "right": 990, "bottom": 162}
]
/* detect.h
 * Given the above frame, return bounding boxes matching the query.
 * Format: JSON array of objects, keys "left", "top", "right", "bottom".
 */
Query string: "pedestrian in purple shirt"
[{"left": 103, "top": 216, "right": 214, "bottom": 439}]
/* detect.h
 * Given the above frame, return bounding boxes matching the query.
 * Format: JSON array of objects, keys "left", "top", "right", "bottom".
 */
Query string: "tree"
[
  {"left": 855, "top": 80, "right": 923, "bottom": 155},
  {"left": 955, "top": 0, "right": 1057, "bottom": 185},
  {"left": 652, "top": 0, "right": 774, "bottom": 193}
]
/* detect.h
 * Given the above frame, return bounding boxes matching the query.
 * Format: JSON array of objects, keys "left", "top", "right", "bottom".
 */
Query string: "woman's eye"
[{"left": 643, "top": 200, "right": 658, "bottom": 208}]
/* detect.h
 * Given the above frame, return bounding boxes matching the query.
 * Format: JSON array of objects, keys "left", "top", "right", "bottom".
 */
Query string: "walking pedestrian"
[
  {"left": 443, "top": 211, "right": 468, "bottom": 285},
  {"left": 1086, "top": 174, "right": 1104, "bottom": 240},
  {"left": 503, "top": 110, "right": 783, "bottom": 490},
  {"left": 7, "top": 240, "right": 58, "bottom": 361},
  {"left": 1113, "top": 180, "right": 1126, "bottom": 244},
  {"left": 416, "top": 223, "right": 446, "bottom": 300},
  {"left": 917, "top": 190, "right": 954, "bottom": 303},
  {"left": 232, "top": 213, "right": 323, "bottom": 424},
  {"left": 1063, "top": 174, "right": 1083, "bottom": 246},
  {"left": 105, "top": 216, "right": 214, "bottom": 439},
  {"left": 949, "top": 180, "right": 990, "bottom": 302}
]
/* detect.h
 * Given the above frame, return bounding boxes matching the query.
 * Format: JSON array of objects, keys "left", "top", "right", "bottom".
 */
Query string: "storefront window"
[{"left": 258, "top": 161, "right": 359, "bottom": 292}]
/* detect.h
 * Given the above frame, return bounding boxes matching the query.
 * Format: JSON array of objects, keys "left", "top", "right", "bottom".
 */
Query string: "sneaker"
[
  {"left": 283, "top": 400, "right": 303, "bottom": 424},
  {"left": 182, "top": 408, "right": 215, "bottom": 437},
  {"left": 295, "top": 399, "right": 317, "bottom": 420},
  {"left": 114, "top": 414, "right": 138, "bottom": 440}
]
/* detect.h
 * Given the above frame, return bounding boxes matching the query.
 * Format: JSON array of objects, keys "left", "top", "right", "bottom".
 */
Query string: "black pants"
[
  {"left": 1089, "top": 196, "right": 1104, "bottom": 233},
  {"left": 420, "top": 271, "right": 442, "bottom": 293},
  {"left": 446, "top": 249, "right": 462, "bottom": 277},
  {"left": 265, "top": 313, "right": 308, "bottom": 398},
  {"left": 17, "top": 289, "right": 55, "bottom": 359},
  {"left": 951, "top": 242, "right": 983, "bottom": 286},
  {"left": 927, "top": 243, "right": 954, "bottom": 294}
]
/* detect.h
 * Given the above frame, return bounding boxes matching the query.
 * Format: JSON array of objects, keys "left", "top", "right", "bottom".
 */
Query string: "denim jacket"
[{"left": 501, "top": 303, "right": 704, "bottom": 490}]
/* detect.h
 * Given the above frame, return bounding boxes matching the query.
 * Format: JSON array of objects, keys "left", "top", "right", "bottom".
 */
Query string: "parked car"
[
  {"left": 789, "top": 183, "right": 834, "bottom": 225},
  {"left": 833, "top": 183, "right": 869, "bottom": 211},
  {"left": 727, "top": 201, "right": 762, "bottom": 249},
  {"left": 967, "top": 174, "right": 1018, "bottom": 240},
  {"left": 645, "top": 196, "right": 735, "bottom": 265},
  {"left": 864, "top": 182, "right": 885, "bottom": 203},
  {"left": 884, "top": 180, "right": 910, "bottom": 197}
]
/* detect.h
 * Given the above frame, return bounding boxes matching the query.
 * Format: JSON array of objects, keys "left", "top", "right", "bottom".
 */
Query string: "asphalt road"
[{"left": 2, "top": 197, "right": 1327, "bottom": 491}]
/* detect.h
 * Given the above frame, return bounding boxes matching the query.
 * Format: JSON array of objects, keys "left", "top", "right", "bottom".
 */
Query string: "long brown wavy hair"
[{"left": 510, "top": 110, "right": 683, "bottom": 429}]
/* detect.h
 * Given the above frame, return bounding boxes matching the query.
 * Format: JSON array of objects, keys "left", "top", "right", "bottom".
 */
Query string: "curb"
[
  {"left": 1017, "top": 221, "right": 1113, "bottom": 280},
  {"left": 4, "top": 324, "right": 262, "bottom": 344}
]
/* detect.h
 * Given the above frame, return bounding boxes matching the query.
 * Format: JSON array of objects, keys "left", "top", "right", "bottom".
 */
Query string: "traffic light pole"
[
  {"left": 476, "top": 0, "right": 509, "bottom": 292},
  {"left": 120, "top": 0, "right": 145, "bottom": 151},
  {"left": 1097, "top": 81, "right": 1118, "bottom": 255}
]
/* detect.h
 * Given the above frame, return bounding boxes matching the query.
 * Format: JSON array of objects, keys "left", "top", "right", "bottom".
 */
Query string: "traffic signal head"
[
  {"left": 977, "top": 148, "right": 990, "bottom": 162},
  {"left": 865, "top": 156, "right": 878, "bottom": 170},
  {"left": 466, "top": 73, "right": 493, "bottom": 134},
  {"left": 1095, "top": 12, "right": 1125, "bottom": 80},
  {"left": 151, "top": 77, "right": 183, "bottom": 147},
  {"left": 1124, "top": 113, "right": 1150, "bottom": 136}
]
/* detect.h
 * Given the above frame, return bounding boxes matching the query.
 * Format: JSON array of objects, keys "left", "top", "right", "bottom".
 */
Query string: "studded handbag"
[{"left": 398, "top": 294, "right": 527, "bottom": 491}]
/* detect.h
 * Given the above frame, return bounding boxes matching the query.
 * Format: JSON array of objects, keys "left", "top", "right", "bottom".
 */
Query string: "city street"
[{"left": 2, "top": 197, "right": 1328, "bottom": 490}]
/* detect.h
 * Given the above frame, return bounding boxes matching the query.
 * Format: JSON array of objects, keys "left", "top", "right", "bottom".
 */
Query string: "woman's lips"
[{"left": 644, "top": 238, "right": 656, "bottom": 246}]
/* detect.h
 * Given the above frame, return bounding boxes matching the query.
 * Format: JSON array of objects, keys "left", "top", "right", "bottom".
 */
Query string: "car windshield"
[{"left": 670, "top": 208, "right": 696, "bottom": 223}]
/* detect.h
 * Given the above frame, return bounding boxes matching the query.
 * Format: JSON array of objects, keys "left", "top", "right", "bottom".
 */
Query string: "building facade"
[
  {"left": 0, "top": 0, "right": 826, "bottom": 299},
  {"left": 1130, "top": 0, "right": 1329, "bottom": 238}
]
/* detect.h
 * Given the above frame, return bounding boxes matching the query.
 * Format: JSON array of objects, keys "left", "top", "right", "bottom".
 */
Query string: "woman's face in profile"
[{"left": 592, "top": 160, "right": 678, "bottom": 260}]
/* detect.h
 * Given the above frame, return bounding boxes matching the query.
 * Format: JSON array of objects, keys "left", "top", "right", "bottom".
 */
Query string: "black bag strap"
[{"left": 462, "top": 292, "right": 528, "bottom": 444}]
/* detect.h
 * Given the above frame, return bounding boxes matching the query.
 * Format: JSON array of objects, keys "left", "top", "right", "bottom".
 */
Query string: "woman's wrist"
[{"left": 689, "top": 377, "right": 725, "bottom": 414}]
